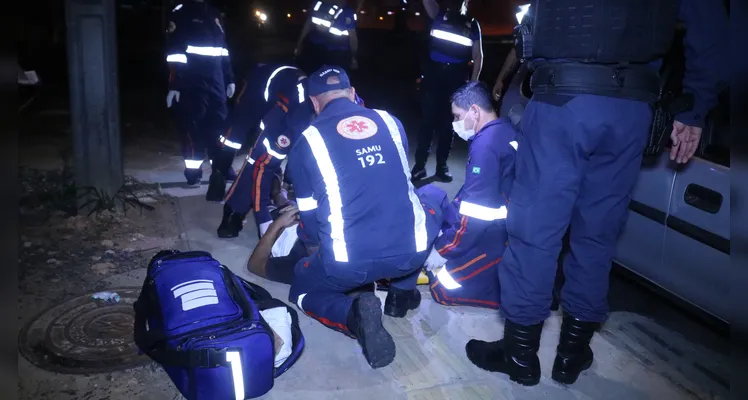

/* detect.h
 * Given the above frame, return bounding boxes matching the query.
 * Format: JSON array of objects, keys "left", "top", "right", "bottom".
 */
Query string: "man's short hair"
[{"left": 450, "top": 81, "right": 494, "bottom": 112}]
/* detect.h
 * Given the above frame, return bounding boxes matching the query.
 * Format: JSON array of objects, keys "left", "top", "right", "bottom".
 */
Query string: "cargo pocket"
[{"left": 506, "top": 181, "right": 538, "bottom": 244}]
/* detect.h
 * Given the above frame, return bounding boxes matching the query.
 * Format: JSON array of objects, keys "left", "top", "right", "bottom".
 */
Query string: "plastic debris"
[{"left": 92, "top": 292, "right": 121, "bottom": 303}]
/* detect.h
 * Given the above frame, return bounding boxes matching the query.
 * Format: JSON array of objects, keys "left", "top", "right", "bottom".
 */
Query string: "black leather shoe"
[
  {"left": 205, "top": 171, "right": 227, "bottom": 202},
  {"left": 348, "top": 292, "right": 396, "bottom": 369},
  {"left": 551, "top": 313, "right": 597, "bottom": 385},
  {"left": 384, "top": 287, "right": 421, "bottom": 318},
  {"left": 465, "top": 319, "right": 543, "bottom": 386},
  {"left": 217, "top": 204, "right": 245, "bottom": 238},
  {"left": 411, "top": 165, "right": 427, "bottom": 182},
  {"left": 184, "top": 168, "right": 203, "bottom": 187},
  {"left": 435, "top": 165, "right": 453, "bottom": 183}
]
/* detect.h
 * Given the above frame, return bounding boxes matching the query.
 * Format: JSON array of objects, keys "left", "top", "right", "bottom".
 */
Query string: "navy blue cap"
[{"left": 307, "top": 65, "right": 352, "bottom": 96}]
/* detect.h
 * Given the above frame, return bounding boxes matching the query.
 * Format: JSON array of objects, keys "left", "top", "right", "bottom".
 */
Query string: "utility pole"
[{"left": 65, "top": 0, "right": 123, "bottom": 211}]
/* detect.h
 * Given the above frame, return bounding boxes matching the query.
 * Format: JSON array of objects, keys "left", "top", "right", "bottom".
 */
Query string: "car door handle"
[{"left": 684, "top": 184, "right": 723, "bottom": 214}]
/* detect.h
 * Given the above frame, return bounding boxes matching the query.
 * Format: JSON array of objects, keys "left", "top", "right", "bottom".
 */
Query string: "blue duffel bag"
[{"left": 133, "top": 250, "right": 304, "bottom": 400}]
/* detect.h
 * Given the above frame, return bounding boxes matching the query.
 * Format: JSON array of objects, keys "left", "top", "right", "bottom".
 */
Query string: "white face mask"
[{"left": 452, "top": 109, "right": 477, "bottom": 141}]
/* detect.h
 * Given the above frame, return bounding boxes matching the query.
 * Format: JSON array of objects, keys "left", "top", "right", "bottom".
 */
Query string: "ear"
[
  {"left": 349, "top": 87, "right": 357, "bottom": 102},
  {"left": 310, "top": 96, "right": 321, "bottom": 114}
]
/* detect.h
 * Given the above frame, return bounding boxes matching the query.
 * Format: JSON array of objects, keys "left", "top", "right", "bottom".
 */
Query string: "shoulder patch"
[
  {"left": 472, "top": 166, "right": 481, "bottom": 174},
  {"left": 336, "top": 116, "right": 378, "bottom": 140},
  {"left": 277, "top": 135, "right": 291, "bottom": 148}
]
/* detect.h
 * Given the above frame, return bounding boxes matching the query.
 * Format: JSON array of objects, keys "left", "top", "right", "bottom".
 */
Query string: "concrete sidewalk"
[{"left": 144, "top": 154, "right": 727, "bottom": 400}]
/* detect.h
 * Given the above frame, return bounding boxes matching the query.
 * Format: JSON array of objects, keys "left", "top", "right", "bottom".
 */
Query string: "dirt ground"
[{"left": 17, "top": 167, "right": 184, "bottom": 399}]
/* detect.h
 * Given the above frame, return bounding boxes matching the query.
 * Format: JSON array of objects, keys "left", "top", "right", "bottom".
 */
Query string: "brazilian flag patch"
[{"left": 472, "top": 166, "right": 481, "bottom": 174}]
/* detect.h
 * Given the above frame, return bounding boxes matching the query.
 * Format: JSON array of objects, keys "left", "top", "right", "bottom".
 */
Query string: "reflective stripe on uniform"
[
  {"left": 313, "top": 1, "right": 322, "bottom": 11},
  {"left": 185, "top": 45, "right": 229, "bottom": 56},
  {"left": 301, "top": 126, "right": 348, "bottom": 262},
  {"left": 264, "top": 66, "right": 299, "bottom": 101},
  {"left": 166, "top": 54, "right": 187, "bottom": 63},
  {"left": 297, "top": 83, "right": 306, "bottom": 103},
  {"left": 430, "top": 29, "right": 473, "bottom": 47},
  {"left": 374, "top": 110, "right": 428, "bottom": 252},
  {"left": 220, "top": 135, "right": 242, "bottom": 149},
  {"left": 459, "top": 201, "right": 507, "bottom": 221},
  {"left": 297, "top": 197, "right": 318, "bottom": 211},
  {"left": 263, "top": 138, "right": 287, "bottom": 160},
  {"left": 437, "top": 267, "right": 462, "bottom": 290},
  {"left": 184, "top": 159, "right": 203, "bottom": 169},
  {"left": 311, "top": 16, "right": 332, "bottom": 27},
  {"left": 509, "top": 140, "right": 518, "bottom": 150},
  {"left": 246, "top": 155, "right": 255, "bottom": 165},
  {"left": 329, "top": 27, "right": 349, "bottom": 36}
]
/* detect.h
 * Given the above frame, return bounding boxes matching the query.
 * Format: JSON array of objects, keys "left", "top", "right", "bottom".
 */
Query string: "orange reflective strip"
[
  {"left": 438, "top": 215, "right": 468, "bottom": 254},
  {"left": 253, "top": 155, "right": 272, "bottom": 211},
  {"left": 224, "top": 157, "right": 249, "bottom": 201}
]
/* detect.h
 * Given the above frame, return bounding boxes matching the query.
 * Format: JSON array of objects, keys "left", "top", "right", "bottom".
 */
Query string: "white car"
[{"left": 615, "top": 88, "right": 730, "bottom": 325}]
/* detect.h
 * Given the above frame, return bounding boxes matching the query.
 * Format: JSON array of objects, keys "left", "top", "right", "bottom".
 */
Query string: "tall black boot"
[
  {"left": 465, "top": 319, "right": 543, "bottom": 386},
  {"left": 216, "top": 204, "right": 245, "bottom": 239},
  {"left": 384, "top": 287, "right": 421, "bottom": 318},
  {"left": 551, "top": 313, "right": 598, "bottom": 385}
]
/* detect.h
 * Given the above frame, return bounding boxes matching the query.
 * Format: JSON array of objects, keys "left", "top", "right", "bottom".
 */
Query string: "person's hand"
[
  {"left": 350, "top": 57, "right": 359, "bottom": 71},
  {"left": 493, "top": 80, "right": 504, "bottom": 101},
  {"left": 226, "top": 83, "right": 236, "bottom": 98},
  {"left": 166, "top": 90, "right": 180, "bottom": 108},
  {"left": 424, "top": 247, "right": 448, "bottom": 271},
  {"left": 669, "top": 120, "right": 702, "bottom": 164},
  {"left": 275, "top": 205, "right": 300, "bottom": 228}
]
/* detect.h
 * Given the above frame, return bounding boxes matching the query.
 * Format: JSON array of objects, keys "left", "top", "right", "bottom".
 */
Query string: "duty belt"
[{"left": 530, "top": 63, "right": 661, "bottom": 103}]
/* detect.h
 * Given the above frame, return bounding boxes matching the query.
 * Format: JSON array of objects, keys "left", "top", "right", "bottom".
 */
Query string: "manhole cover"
[{"left": 19, "top": 287, "right": 151, "bottom": 374}]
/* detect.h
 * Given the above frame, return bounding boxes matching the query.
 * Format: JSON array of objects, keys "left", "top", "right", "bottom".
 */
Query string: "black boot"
[
  {"left": 384, "top": 287, "right": 421, "bottom": 318},
  {"left": 551, "top": 313, "right": 597, "bottom": 385},
  {"left": 217, "top": 204, "right": 245, "bottom": 238},
  {"left": 347, "top": 292, "right": 396, "bottom": 369},
  {"left": 465, "top": 320, "right": 543, "bottom": 386},
  {"left": 184, "top": 168, "right": 203, "bottom": 187},
  {"left": 435, "top": 164, "right": 453, "bottom": 183},
  {"left": 206, "top": 171, "right": 227, "bottom": 202},
  {"left": 411, "top": 164, "right": 427, "bottom": 182}
]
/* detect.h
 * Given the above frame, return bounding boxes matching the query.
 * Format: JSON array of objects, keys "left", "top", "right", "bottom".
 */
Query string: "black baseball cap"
[{"left": 307, "top": 65, "right": 352, "bottom": 96}]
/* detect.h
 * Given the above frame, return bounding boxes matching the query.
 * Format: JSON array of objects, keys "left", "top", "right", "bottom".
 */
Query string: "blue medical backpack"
[{"left": 133, "top": 250, "right": 304, "bottom": 400}]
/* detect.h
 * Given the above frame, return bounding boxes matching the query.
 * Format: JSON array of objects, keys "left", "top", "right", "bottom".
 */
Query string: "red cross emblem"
[{"left": 337, "top": 116, "right": 378, "bottom": 140}]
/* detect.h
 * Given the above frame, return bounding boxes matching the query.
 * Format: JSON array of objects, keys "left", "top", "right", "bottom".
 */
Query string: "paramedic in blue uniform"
[
  {"left": 287, "top": 66, "right": 437, "bottom": 369},
  {"left": 209, "top": 64, "right": 306, "bottom": 205},
  {"left": 217, "top": 68, "right": 366, "bottom": 239},
  {"left": 294, "top": 0, "right": 359, "bottom": 73},
  {"left": 165, "top": 1, "right": 236, "bottom": 186},
  {"left": 421, "top": 82, "right": 517, "bottom": 310},
  {"left": 465, "top": 0, "right": 728, "bottom": 387},
  {"left": 411, "top": 0, "right": 483, "bottom": 183}
]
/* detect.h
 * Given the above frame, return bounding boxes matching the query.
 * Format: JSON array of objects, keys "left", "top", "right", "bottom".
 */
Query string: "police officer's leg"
[
  {"left": 553, "top": 96, "right": 651, "bottom": 385},
  {"left": 467, "top": 95, "right": 587, "bottom": 386},
  {"left": 217, "top": 155, "right": 254, "bottom": 238},
  {"left": 289, "top": 255, "right": 396, "bottom": 368},
  {"left": 206, "top": 91, "right": 231, "bottom": 202},
  {"left": 434, "top": 70, "right": 464, "bottom": 182},
  {"left": 412, "top": 71, "right": 440, "bottom": 180},
  {"left": 178, "top": 89, "right": 207, "bottom": 186}
]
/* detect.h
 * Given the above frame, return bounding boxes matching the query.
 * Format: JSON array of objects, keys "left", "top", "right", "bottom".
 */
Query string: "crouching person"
[
  {"left": 286, "top": 66, "right": 435, "bottom": 369},
  {"left": 423, "top": 82, "right": 518, "bottom": 309}
]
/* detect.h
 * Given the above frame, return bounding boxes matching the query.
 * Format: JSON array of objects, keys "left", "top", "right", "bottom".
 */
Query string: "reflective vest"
[
  {"left": 429, "top": 11, "right": 475, "bottom": 62},
  {"left": 310, "top": 1, "right": 352, "bottom": 40}
]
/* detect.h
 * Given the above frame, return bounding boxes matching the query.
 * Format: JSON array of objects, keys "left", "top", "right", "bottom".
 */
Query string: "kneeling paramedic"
[
  {"left": 422, "top": 82, "right": 517, "bottom": 310},
  {"left": 218, "top": 68, "right": 365, "bottom": 239},
  {"left": 208, "top": 63, "right": 306, "bottom": 204},
  {"left": 165, "top": 0, "right": 235, "bottom": 186},
  {"left": 466, "top": 0, "right": 727, "bottom": 388},
  {"left": 287, "top": 66, "right": 438, "bottom": 369}
]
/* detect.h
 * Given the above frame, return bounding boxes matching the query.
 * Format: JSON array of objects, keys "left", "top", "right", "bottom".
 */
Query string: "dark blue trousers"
[
  {"left": 175, "top": 87, "right": 228, "bottom": 167},
  {"left": 499, "top": 94, "right": 652, "bottom": 325}
]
